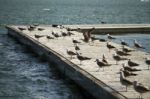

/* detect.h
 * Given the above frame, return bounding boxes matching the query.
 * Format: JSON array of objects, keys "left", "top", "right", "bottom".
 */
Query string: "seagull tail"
[{"left": 84, "top": 57, "right": 91, "bottom": 60}]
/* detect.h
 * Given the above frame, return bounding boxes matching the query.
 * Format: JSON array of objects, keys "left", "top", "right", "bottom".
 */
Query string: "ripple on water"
[{"left": 0, "top": 35, "right": 86, "bottom": 99}]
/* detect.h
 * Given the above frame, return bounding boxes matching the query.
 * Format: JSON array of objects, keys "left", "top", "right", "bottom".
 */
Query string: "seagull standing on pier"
[
  {"left": 38, "top": 28, "right": 45, "bottom": 31},
  {"left": 145, "top": 57, "right": 150, "bottom": 70},
  {"left": 46, "top": 35, "right": 54, "bottom": 41},
  {"left": 122, "top": 63, "right": 141, "bottom": 72},
  {"left": 76, "top": 53, "right": 91, "bottom": 65},
  {"left": 95, "top": 59, "right": 111, "bottom": 71},
  {"left": 113, "top": 54, "right": 127, "bottom": 64},
  {"left": 133, "top": 81, "right": 150, "bottom": 99},
  {"left": 99, "top": 38, "right": 107, "bottom": 42},
  {"left": 67, "top": 31, "right": 74, "bottom": 36},
  {"left": 134, "top": 39, "right": 145, "bottom": 49},
  {"left": 87, "top": 27, "right": 95, "bottom": 40},
  {"left": 18, "top": 27, "right": 26, "bottom": 31},
  {"left": 72, "top": 38, "right": 81, "bottom": 46},
  {"left": 66, "top": 49, "right": 76, "bottom": 59},
  {"left": 107, "top": 34, "right": 116, "bottom": 40},
  {"left": 121, "top": 39, "right": 128, "bottom": 46},
  {"left": 82, "top": 27, "right": 95, "bottom": 43},
  {"left": 34, "top": 34, "right": 45, "bottom": 40},
  {"left": 122, "top": 46, "right": 134, "bottom": 53},
  {"left": 119, "top": 71, "right": 133, "bottom": 92},
  {"left": 75, "top": 45, "right": 80, "bottom": 52},
  {"left": 128, "top": 59, "right": 139, "bottom": 67},
  {"left": 28, "top": 25, "right": 35, "bottom": 31},
  {"left": 83, "top": 32, "right": 89, "bottom": 43},
  {"left": 115, "top": 49, "right": 131, "bottom": 56},
  {"left": 102, "top": 54, "right": 108, "bottom": 64},
  {"left": 52, "top": 32, "right": 61, "bottom": 39},
  {"left": 106, "top": 42, "right": 116, "bottom": 52},
  {"left": 61, "top": 31, "right": 68, "bottom": 38},
  {"left": 120, "top": 68, "right": 137, "bottom": 77}
]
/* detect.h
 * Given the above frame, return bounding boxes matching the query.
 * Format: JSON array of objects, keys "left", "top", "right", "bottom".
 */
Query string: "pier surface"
[
  {"left": 6, "top": 25, "right": 150, "bottom": 99},
  {"left": 64, "top": 24, "right": 150, "bottom": 33}
]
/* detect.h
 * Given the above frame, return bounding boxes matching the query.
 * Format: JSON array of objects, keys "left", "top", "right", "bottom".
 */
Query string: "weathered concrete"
[
  {"left": 64, "top": 24, "right": 150, "bottom": 34},
  {"left": 6, "top": 25, "right": 150, "bottom": 99}
]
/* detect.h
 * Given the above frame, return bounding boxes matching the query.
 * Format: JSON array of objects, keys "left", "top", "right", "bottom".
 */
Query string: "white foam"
[
  {"left": 43, "top": 8, "right": 50, "bottom": 11},
  {"left": 140, "top": 0, "right": 149, "bottom": 2}
]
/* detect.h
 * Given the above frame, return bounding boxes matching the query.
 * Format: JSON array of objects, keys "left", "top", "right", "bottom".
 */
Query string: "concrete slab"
[{"left": 6, "top": 25, "right": 150, "bottom": 99}]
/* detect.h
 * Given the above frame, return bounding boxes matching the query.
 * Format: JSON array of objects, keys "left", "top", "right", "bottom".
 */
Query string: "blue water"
[
  {"left": 0, "top": 0, "right": 150, "bottom": 99},
  {"left": 0, "top": 0, "right": 150, "bottom": 25}
]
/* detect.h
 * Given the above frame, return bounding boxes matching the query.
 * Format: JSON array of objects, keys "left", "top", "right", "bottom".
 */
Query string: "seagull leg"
[
  {"left": 116, "top": 61, "right": 118, "bottom": 65},
  {"left": 80, "top": 61, "right": 82, "bottom": 65},
  {"left": 139, "top": 95, "right": 141, "bottom": 99},
  {"left": 96, "top": 68, "right": 100, "bottom": 72},
  {"left": 140, "top": 93, "right": 142, "bottom": 99},
  {"left": 126, "top": 85, "right": 127, "bottom": 92},
  {"left": 71, "top": 55, "right": 72, "bottom": 59}
]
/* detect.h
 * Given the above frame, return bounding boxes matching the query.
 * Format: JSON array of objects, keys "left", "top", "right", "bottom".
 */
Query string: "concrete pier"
[
  {"left": 6, "top": 25, "right": 150, "bottom": 99},
  {"left": 64, "top": 24, "right": 150, "bottom": 33}
]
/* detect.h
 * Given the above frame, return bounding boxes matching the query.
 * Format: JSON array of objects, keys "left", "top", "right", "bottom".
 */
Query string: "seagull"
[
  {"left": 106, "top": 42, "right": 116, "bottom": 52},
  {"left": 82, "top": 28, "right": 95, "bottom": 43},
  {"left": 121, "top": 39, "right": 128, "bottom": 46},
  {"left": 120, "top": 68, "right": 137, "bottom": 77},
  {"left": 99, "top": 38, "right": 107, "bottom": 42},
  {"left": 75, "top": 45, "right": 80, "bottom": 52},
  {"left": 113, "top": 54, "right": 128, "bottom": 64},
  {"left": 87, "top": 27, "right": 95, "bottom": 38},
  {"left": 34, "top": 34, "right": 45, "bottom": 40},
  {"left": 67, "top": 31, "right": 74, "bottom": 36},
  {"left": 76, "top": 53, "right": 91, "bottom": 65},
  {"left": 28, "top": 25, "right": 35, "bottom": 31},
  {"left": 102, "top": 54, "right": 108, "bottom": 64},
  {"left": 122, "top": 64, "right": 141, "bottom": 72},
  {"left": 102, "top": 54, "right": 106, "bottom": 60},
  {"left": 18, "top": 27, "right": 26, "bottom": 31},
  {"left": 107, "top": 34, "right": 116, "bottom": 40},
  {"left": 52, "top": 32, "right": 61, "bottom": 38},
  {"left": 87, "top": 27, "right": 95, "bottom": 39},
  {"left": 119, "top": 71, "right": 133, "bottom": 92},
  {"left": 122, "top": 46, "right": 134, "bottom": 53},
  {"left": 72, "top": 39, "right": 81, "bottom": 46},
  {"left": 95, "top": 59, "right": 111, "bottom": 71},
  {"left": 46, "top": 35, "right": 54, "bottom": 40},
  {"left": 51, "top": 31, "right": 55, "bottom": 35},
  {"left": 145, "top": 57, "right": 150, "bottom": 70},
  {"left": 38, "top": 28, "right": 45, "bottom": 31},
  {"left": 134, "top": 39, "right": 145, "bottom": 49},
  {"left": 115, "top": 49, "right": 131, "bottom": 56},
  {"left": 128, "top": 59, "right": 139, "bottom": 67},
  {"left": 83, "top": 32, "right": 90, "bottom": 43},
  {"left": 101, "top": 21, "right": 106, "bottom": 24},
  {"left": 66, "top": 49, "right": 76, "bottom": 59},
  {"left": 61, "top": 31, "right": 68, "bottom": 38},
  {"left": 133, "top": 81, "right": 150, "bottom": 99}
]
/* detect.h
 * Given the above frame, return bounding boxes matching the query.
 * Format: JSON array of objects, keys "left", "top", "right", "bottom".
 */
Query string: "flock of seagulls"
[
  {"left": 68, "top": 32, "right": 150, "bottom": 98},
  {"left": 18, "top": 25, "right": 150, "bottom": 98}
]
